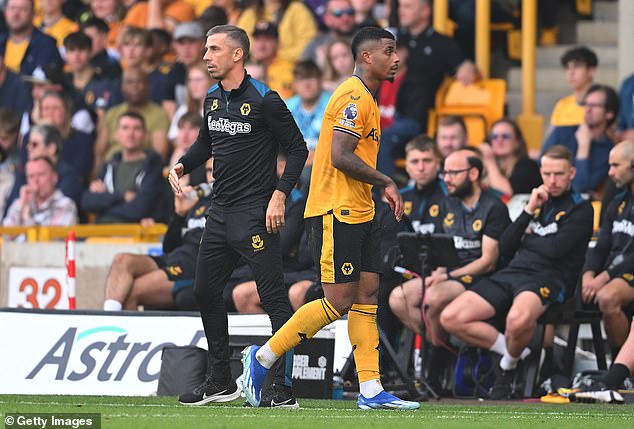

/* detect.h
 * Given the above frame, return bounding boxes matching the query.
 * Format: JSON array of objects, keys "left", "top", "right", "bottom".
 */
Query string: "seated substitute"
[
  {"left": 390, "top": 149, "right": 510, "bottom": 391},
  {"left": 582, "top": 140, "right": 634, "bottom": 359},
  {"left": 441, "top": 145, "right": 594, "bottom": 399},
  {"left": 103, "top": 159, "right": 214, "bottom": 311}
]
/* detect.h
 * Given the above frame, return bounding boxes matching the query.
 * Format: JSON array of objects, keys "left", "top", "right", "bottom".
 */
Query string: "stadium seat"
[{"left": 428, "top": 79, "right": 507, "bottom": 146}]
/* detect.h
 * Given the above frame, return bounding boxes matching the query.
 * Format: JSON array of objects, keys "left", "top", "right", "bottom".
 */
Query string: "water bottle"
[{"left": 332, "top": 373, "right": 344, "bottom": 400}]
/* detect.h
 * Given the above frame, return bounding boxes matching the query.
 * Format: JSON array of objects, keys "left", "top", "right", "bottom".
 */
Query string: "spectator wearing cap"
[
  {"left": 3, "top": 156, "right": 78, "bottom": 228},
  {"left": 250, "top": 21, "right": 295, "bottom": 100},
  {"left": 80, "top": 17, "right": 122, "bottom": 79},
  {"left": 285, "top": 59, "right": 330, "bottom": 156},
  {"left": 0, "top": 55, "right": 31, "bottom": 117},
  {"left": 124, "top": 0, "right": 195, "bottom": 33},
  {"left": 170, "top": 21, "right": 207, "bottom": 106},
  {"left": 301, "top": 0, "right": 357, "bottom": 71},
  {"left": 22, "top": 63, "right": 96, "bottom": 136},
  {"left": 0, "top": 0, "right": 63, "bottom": 76},
  {"left": 33, "top": 0, "right": 79, "bottom": 48},
  {"left": 238, "top": 0, "right": 318, "bottom": 63}
]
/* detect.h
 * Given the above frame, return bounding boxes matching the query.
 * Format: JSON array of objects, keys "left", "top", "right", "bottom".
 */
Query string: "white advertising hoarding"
[{"left": 0, "top": 310, "right": 346, "bottom": 396}]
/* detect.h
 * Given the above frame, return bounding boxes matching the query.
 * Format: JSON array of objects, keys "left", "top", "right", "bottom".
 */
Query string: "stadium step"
[
  {"left": 594, "top": 1, "right": 618, "bottom": 22},
  {"left": 576, "top": 21, "right": 618, "bottom": 44},
  {"left": 507, "top": 67, "right": 619, "bottom": 91},
  {"left": 536, "top": 44, "right": 617, "bottom": 68}
]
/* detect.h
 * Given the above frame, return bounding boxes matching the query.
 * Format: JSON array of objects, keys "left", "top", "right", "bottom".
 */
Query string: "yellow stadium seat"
[{"left": 428, "top": 78, "right": 507, "bottom": 146}]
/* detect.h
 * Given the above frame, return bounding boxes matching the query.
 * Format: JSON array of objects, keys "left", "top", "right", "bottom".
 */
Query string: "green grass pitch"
[{"left": 1, "top": 395, "right": 632, "bottom": 429}]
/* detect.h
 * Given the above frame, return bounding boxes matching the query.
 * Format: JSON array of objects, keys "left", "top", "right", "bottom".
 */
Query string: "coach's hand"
[
  {"left": 168, "top": 163, "right": 184, "bottom": 194},
  {"left": 384, "top": 180, "right": 403, "bottom": 222},
  {"left": 266, "top": 190, "right": 286, "bottom": 234}
]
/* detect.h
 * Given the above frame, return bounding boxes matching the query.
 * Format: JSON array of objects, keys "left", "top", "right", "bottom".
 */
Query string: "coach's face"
[
  {"left": 540, "top": 155, "right": 575, "bottom": 197},
  {"left": 204, "top": 33, "right": 243, "bottom": 81},
  {"left": 608, "top": 145, "right": 634, "bottom": 189},
  {"left": 369, "top": 38, "right": 399, "bottom": 82}
]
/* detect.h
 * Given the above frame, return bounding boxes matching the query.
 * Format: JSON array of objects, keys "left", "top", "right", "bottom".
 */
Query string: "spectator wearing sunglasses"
[
  {"left": 301, "top": 0, "right": 358, "bottom": 71},
  {"left": 541, "top": 84, "right": 618, "bottom": 195},
  {"left": 480, "top": 118, "right": 542, "bottom": 197},
  {"left": 237, "top": 0, "right": 317, "bottom": 63}
]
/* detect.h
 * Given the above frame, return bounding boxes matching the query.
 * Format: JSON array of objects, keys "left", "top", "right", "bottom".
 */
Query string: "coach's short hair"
[
  {"left": 542, "top": 144, "right": 574, "bottom": 164},
  {"left": 207, "top": 25, "right": 250, "bottom": 61},
  {"left": 405, "top": 135, "right": 441, "bottom": 159},
  {"left": 351, "top": 27, "right": 395, "bottom": 62}
]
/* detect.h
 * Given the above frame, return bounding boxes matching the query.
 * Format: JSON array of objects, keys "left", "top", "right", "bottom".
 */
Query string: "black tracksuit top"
[{"left": 179, "top": 72, "right": 308, "bottom": 210}]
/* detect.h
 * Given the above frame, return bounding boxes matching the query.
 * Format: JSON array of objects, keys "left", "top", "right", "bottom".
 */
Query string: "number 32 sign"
[{"left": 8, "top": 267, "right": 68, "bottom": 309}]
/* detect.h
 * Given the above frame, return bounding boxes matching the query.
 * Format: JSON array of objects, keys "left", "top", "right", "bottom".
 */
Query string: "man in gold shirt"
[{"left": 242, "top": 27, "right": 420, "bottom": 410}]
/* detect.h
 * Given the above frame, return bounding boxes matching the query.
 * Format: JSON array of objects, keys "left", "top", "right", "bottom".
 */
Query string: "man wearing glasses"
[
  {"left": 541, "top": 84, "right": 618, "bottom": 194},
  {"left": 442, "top": 145, "right": 594, "bottom": 399},
  {"left": 395, "top": 148, "right": 509, "bottom": 394}
]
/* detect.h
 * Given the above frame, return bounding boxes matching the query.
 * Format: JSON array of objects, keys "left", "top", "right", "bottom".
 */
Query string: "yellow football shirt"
[
  {"left": 305, "top": 76, "right": 381, "bottom": 224},
  {"left": 550, "top": 94, "right": 584, "bottom": 127},
  {"left": 4, "top": 39, "right": 29, "bottom": 73}
]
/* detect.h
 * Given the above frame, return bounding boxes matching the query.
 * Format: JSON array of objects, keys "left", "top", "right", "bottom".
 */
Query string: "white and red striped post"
[{"left": 65, "top": 230, "right": 76, "bottom": 310}]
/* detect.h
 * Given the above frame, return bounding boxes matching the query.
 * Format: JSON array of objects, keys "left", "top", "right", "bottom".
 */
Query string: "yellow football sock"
[
  {"left": 269, "top": 298, "right": 341, "bottom": 357},
  {"left": 348, "top": 304, "right": 380, "bottom": 383}
]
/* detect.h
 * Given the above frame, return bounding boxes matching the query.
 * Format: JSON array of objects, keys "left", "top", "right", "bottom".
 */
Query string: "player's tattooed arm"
[{"left": 331, "top": 130, "right": 392, "bottom": 187}]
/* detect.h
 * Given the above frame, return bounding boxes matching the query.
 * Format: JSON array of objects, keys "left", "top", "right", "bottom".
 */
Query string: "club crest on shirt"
[
  {"left": 539, "top": 286, "right": 551, "bottom": 299},
  {"left": 444, "top": 212, "right": 455, "bottom": 227},
  {"left": 429, "top": 204, "right": 439, "bottom": 217},
  {"left": 210, "top": 99, "right": 218, "bottom": 111},
  {"left": 251, "top": 234, "right": 264, "bottom": 251},
  {"left": 166, "top": 265, "right": 183, "bottom": 277},
  {"left": 404, "top": 201, "right": 412, "bottom": 216},
  {"left": 472, "top": 219, "right": 482, "bottom": 232},
  {"left": 623, "top": 273, "right": 634, "bottom": 281},
  {"left": 350, "top": 94, "right": 360, "bottom": 100},
  {"left": 240, "top": 103, "right": 251, "bottom": 116},
  {"left": 618, "top": 201, "right": 625, "bottom": 215},
  {"left": 344, "top": 103, "right": 358, "bottom": 120},
  {"left": 555, "top": 211, "right": 566, "bottom": 222}
]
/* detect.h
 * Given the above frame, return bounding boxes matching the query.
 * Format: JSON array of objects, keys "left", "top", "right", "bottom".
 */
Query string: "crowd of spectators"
[{"left": 1, "top": 0, "right": 633, "bottom": 397}]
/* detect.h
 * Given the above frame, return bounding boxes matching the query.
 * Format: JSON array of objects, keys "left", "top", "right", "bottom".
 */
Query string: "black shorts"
[
  {"left": 618, "top": 272, "right": 634, "bottom": 288},
  {"left": 452, "top": 274, "right": 482, "bottom": 290},
  {"left": 470, "top": 267, "right": 566, "bottom": 315},
  {"left": 306, "top": 213, "right": 382, "bottom": 284},
  {"left": 151, "top": 250, "right": 196, "bottom": 293}
]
